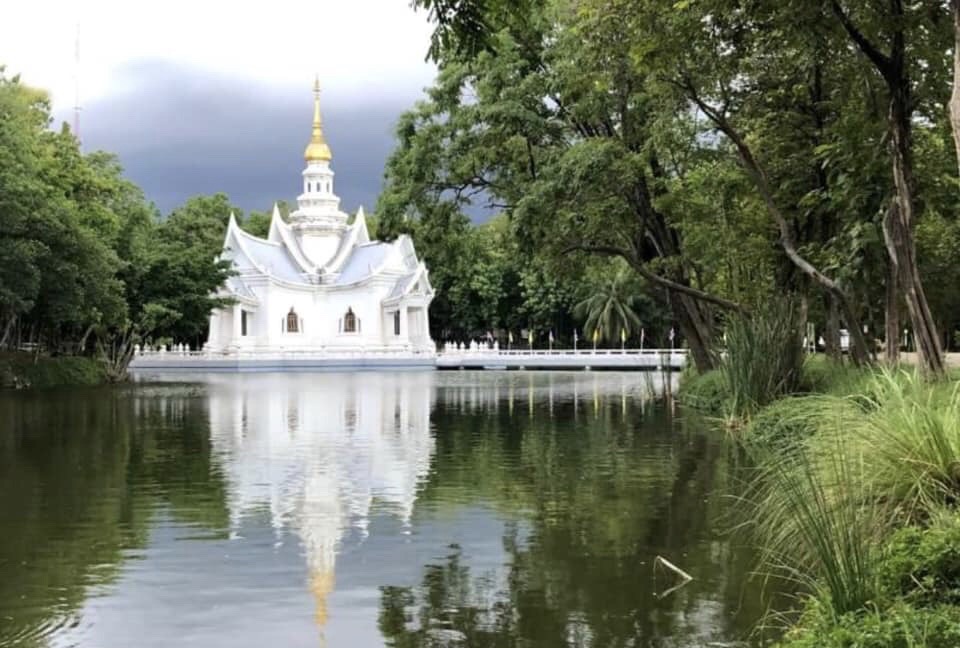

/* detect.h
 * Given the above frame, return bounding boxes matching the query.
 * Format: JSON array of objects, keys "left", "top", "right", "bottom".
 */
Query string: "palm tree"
[{"left": 574, "top": 271, "right": 643, "bottom": 344}]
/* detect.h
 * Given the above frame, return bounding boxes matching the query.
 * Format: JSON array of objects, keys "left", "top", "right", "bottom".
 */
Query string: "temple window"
[
  {"left": 343, "top": 308, "right": 357, "bottom": 333},
  {"left": 393, "top": 310, "right": 400, "bottom": 335},
  {"left": 241, "top": 310, "right": 248, "bottom": 336},
  {"left": 287, "top": 308, "right": 299, "bottom": 333}
]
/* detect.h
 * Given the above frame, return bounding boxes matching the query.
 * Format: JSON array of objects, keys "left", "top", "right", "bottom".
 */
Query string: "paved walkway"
[{"left": 898, "top": 352, "right": 960, "bottom": 369}]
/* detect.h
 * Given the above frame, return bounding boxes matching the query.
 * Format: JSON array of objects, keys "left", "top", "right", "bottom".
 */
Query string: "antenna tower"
[{"left": 74, "top": 22, "right": 81, "bottom": 143}]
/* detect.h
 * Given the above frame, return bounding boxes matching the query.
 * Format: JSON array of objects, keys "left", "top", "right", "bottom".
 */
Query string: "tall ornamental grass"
[
  {"left": 747, "top": 369, "right": 960, "bottom": 620},
  {"left": 855, "top": 371, "right": 960, "bottom": 518},
  {"left": 720, "top": 300, "right": 804, "bottom": 419},
  {"left": 749, "top": 415, "right": 884, "bottom": 617}
]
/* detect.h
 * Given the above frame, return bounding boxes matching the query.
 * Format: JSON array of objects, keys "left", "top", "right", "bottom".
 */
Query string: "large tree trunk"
[
  {"left": 78, "top": 324, "right": 95, "bottom": 354},
  {"left": 825, "top": 294, "right": 841, "bottom": 361},
  {"left": 832, "top": 0, "right": 944, "bottom": 376},
  {"left": 888, "top": 82, "right": 945, "bottom": 376},
  {"left": 885, "top": 251, "right": 900, "bottom": 364},
  {"left": 0, "top": 315, "right": 14, "bottom": 349},
  {"left": 670, "top": 292, "right": 715, "bottom": 372},
  {"left": 950, "top": 0, "right": 960, "bottom": 178}
]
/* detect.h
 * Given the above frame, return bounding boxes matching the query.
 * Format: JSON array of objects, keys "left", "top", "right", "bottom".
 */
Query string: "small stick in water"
[{"left": 653, "top": 555, "right": 693, "bottom": 599}]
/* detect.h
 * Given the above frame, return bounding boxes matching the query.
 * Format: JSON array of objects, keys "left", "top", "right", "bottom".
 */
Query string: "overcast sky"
[{"left": 0, "top": 0, "right": 437, "bottom": 214}]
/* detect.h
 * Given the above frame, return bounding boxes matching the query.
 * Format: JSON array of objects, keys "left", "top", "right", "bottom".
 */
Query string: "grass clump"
[
  {"left": 741, "top": 395, "right": 842, "bottom": 450},
  {"left": 744, "top": 369, "right": 960, "bottom": 645},
  {"left": 677, "top": 368, "right": 729, "bottom": 415},
  {"left": 855, "top": 372, "right": 960, "bottom": 516},
  {"left": 750, "top": 435, "right": 885, "bottom": 619},
  {"left": 719, "top": 299, "right": 804, "bottom": 419}
]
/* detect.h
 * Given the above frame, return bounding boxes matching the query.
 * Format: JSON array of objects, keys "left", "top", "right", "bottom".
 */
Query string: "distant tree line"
[
  {"left": 0, "top": 70, "right": 245, "bottom": 374},
  {"left": 0, "top": 66, "right": 661, "bottom": 378}
]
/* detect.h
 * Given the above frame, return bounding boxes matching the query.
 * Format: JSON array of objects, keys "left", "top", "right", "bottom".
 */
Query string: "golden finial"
[{"left": 305, "top": 75, "right": 332, "bottom": 162}]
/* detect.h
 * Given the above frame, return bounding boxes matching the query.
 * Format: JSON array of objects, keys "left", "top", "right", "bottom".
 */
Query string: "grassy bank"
[
  {"left": 681, "top": 358, "right": 960, "bottom": 647},
  {"left": 0, "top": 352, "right": 107, "bottom": 389}
]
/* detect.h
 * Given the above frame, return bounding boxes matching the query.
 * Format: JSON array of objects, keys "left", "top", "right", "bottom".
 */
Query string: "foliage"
[
  {"left": 777, "top": 600, "right": 960, "bottom": 648},
  {"left": 741, "top": 396, "right": 833, "bottom": 450},
  {"left": 0, "top": 352, "right": 106, "bottom": 389},
  {"left": 241, "top": 209, "right": 271, "bottom": 237},
  {"left": 742, "top": 369, "right": 960, "bottom": 643},
  {"left": 573, "top": 266, "right": 643, "bottom": 344},
  {"left": 0, "top": 70, "right": 232, "bottom": 376},
  {"left": 917, "top": 211, "right": 960, "bottom": 349},
  {"left": 750, "top": 435, "right": 885, "bottom": 619},
  {"left": 720, "top": 300, "right": 804, "bottom": 419},
  {"left": 854, "top": 372, "right": 960, "bottom": 516},
  {"left": 878, "top": 513, "right": 960, "bottom": 608},
  {"left": 393, "top": 0, "right": 960, "bottom": 370},
  {"left": 798, "top": 355, "right": 873, "bottom": 396},
  {"left": 678, "top": 369, "right": 729, "bottom": 416}
]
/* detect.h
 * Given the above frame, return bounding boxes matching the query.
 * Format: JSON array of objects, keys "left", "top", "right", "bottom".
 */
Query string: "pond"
[{"left": 0, "top": 371, "right": 784, "bottom": 647}]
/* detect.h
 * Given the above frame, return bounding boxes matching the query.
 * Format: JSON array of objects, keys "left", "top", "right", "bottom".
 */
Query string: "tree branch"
[
  {"left": 830, "top": 0, "right": 893, "bottom": 80},
  {"left": 562, "top": 243, "right": 743, "bottom": 312}
]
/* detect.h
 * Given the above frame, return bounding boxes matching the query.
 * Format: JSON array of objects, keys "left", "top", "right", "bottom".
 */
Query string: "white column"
[
  {"left": 232, "top": 304, "right": 242, "bottom": 346},
  {"left": 400, "top": 304, "right": 409, "bottom": 344},
  {"left": 207, "top": 311, "right": 220, "bottom": 349}
]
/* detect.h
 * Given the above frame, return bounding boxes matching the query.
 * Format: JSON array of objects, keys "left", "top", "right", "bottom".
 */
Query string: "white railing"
[
  {"left": 133, "top": 344, "right": 437, "bottom": 360},
  {"left": 439, "top": 345, "right": 687, "bottom": 357}
]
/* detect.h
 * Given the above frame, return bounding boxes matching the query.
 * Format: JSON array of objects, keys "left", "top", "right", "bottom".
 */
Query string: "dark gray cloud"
[{"left": 66, "top": 61, "right": 424, "bottom": 215}]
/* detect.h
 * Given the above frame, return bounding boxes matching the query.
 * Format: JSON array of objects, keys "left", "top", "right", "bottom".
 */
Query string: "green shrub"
[
  {"left": 678, "top": 368, "right": 729, "bottom": 415},
  {"left": 799, "top": 355, "right": 870, "bottom": 396},
  {"left": 720, "top": 299, "right": 804, "bottom": 418},
  {"left": 0, "top": 352, "right": 106, "bottom": 389},
  {"left": 741, "top": 395, "right": 839, "bottom": 450},
  {"left": 778, "top": 600, "right": 960, "bottom": 648},
  {"left": 879, "top": 513, "right": 960, "bottom": 607}
]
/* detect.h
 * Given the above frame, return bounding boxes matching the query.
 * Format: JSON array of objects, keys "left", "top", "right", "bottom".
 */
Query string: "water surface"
[{"left": 0, "top": 371, "right": 779, "bottom": 647}]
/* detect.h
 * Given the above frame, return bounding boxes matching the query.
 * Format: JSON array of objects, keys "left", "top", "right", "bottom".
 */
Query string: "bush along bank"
[
  {"left": 0, "top": 352, "right": 107, "bottom": 389},
  {"left": 681, "top": 361, "right": 960, "bottom": 647}
]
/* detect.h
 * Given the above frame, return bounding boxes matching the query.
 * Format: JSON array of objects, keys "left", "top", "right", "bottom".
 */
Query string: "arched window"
[
  {"left": 286, "top": 308, "right": 299, "bottom": 333},
  {"left": 343, "top": 307, "right": 357, "bottom": 333}
]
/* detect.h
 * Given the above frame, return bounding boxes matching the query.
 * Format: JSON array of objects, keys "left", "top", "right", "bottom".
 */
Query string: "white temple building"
[{"left": 204, "top": 79, "right": 435, "bottom": 356}]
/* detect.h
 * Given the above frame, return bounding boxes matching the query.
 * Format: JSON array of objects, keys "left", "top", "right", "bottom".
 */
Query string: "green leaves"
[
  {"left": 572, "top": 266, "right": 645, "bottom": 344},
  {"left": 0, "top": 69, "right": 232, "bottom": 355}
]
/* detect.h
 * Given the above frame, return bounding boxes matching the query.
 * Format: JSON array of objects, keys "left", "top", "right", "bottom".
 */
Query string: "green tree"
[
  {"left": 378, "top": 6, "right": 749, "bottom": 370},
  {"left": 574, "top": 268, "right": 643, "bottom": 345},
  {"left": 0, "top": 69, "right": 233, "bottom": 370}
]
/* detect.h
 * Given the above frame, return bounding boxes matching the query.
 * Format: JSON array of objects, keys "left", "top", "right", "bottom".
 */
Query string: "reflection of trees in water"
[
  {"left": 379, "top": 397, "right": 778, "bottom": 647},
  {"left": 0, "top": 387, "right": 229, "bottom": 647}
]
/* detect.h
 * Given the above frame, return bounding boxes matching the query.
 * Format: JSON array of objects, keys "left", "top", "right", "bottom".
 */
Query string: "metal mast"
[{"left": 74, "top": 22, "right": 81, "bottom": 143}]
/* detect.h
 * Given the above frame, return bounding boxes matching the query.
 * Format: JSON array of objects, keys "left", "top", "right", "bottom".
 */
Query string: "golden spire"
[
  {"left": 310, "top": 566, "right": 335, "bottom": 628},
  {"left": 304, "top": 75, "right": 333, "bottom": 162}
]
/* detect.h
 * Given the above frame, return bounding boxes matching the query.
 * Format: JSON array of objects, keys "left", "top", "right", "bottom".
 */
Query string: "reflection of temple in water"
[{"left": 204, "top": 373, "right": 436, "bottom": 641}]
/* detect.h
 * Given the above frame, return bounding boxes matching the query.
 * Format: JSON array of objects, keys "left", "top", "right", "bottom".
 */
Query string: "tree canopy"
[
  {"left": 0, "top": 70, "right": 232, "bottom": 367},
  {"left": 381, "top": 0, "right": 960, "bottom": 374}
]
